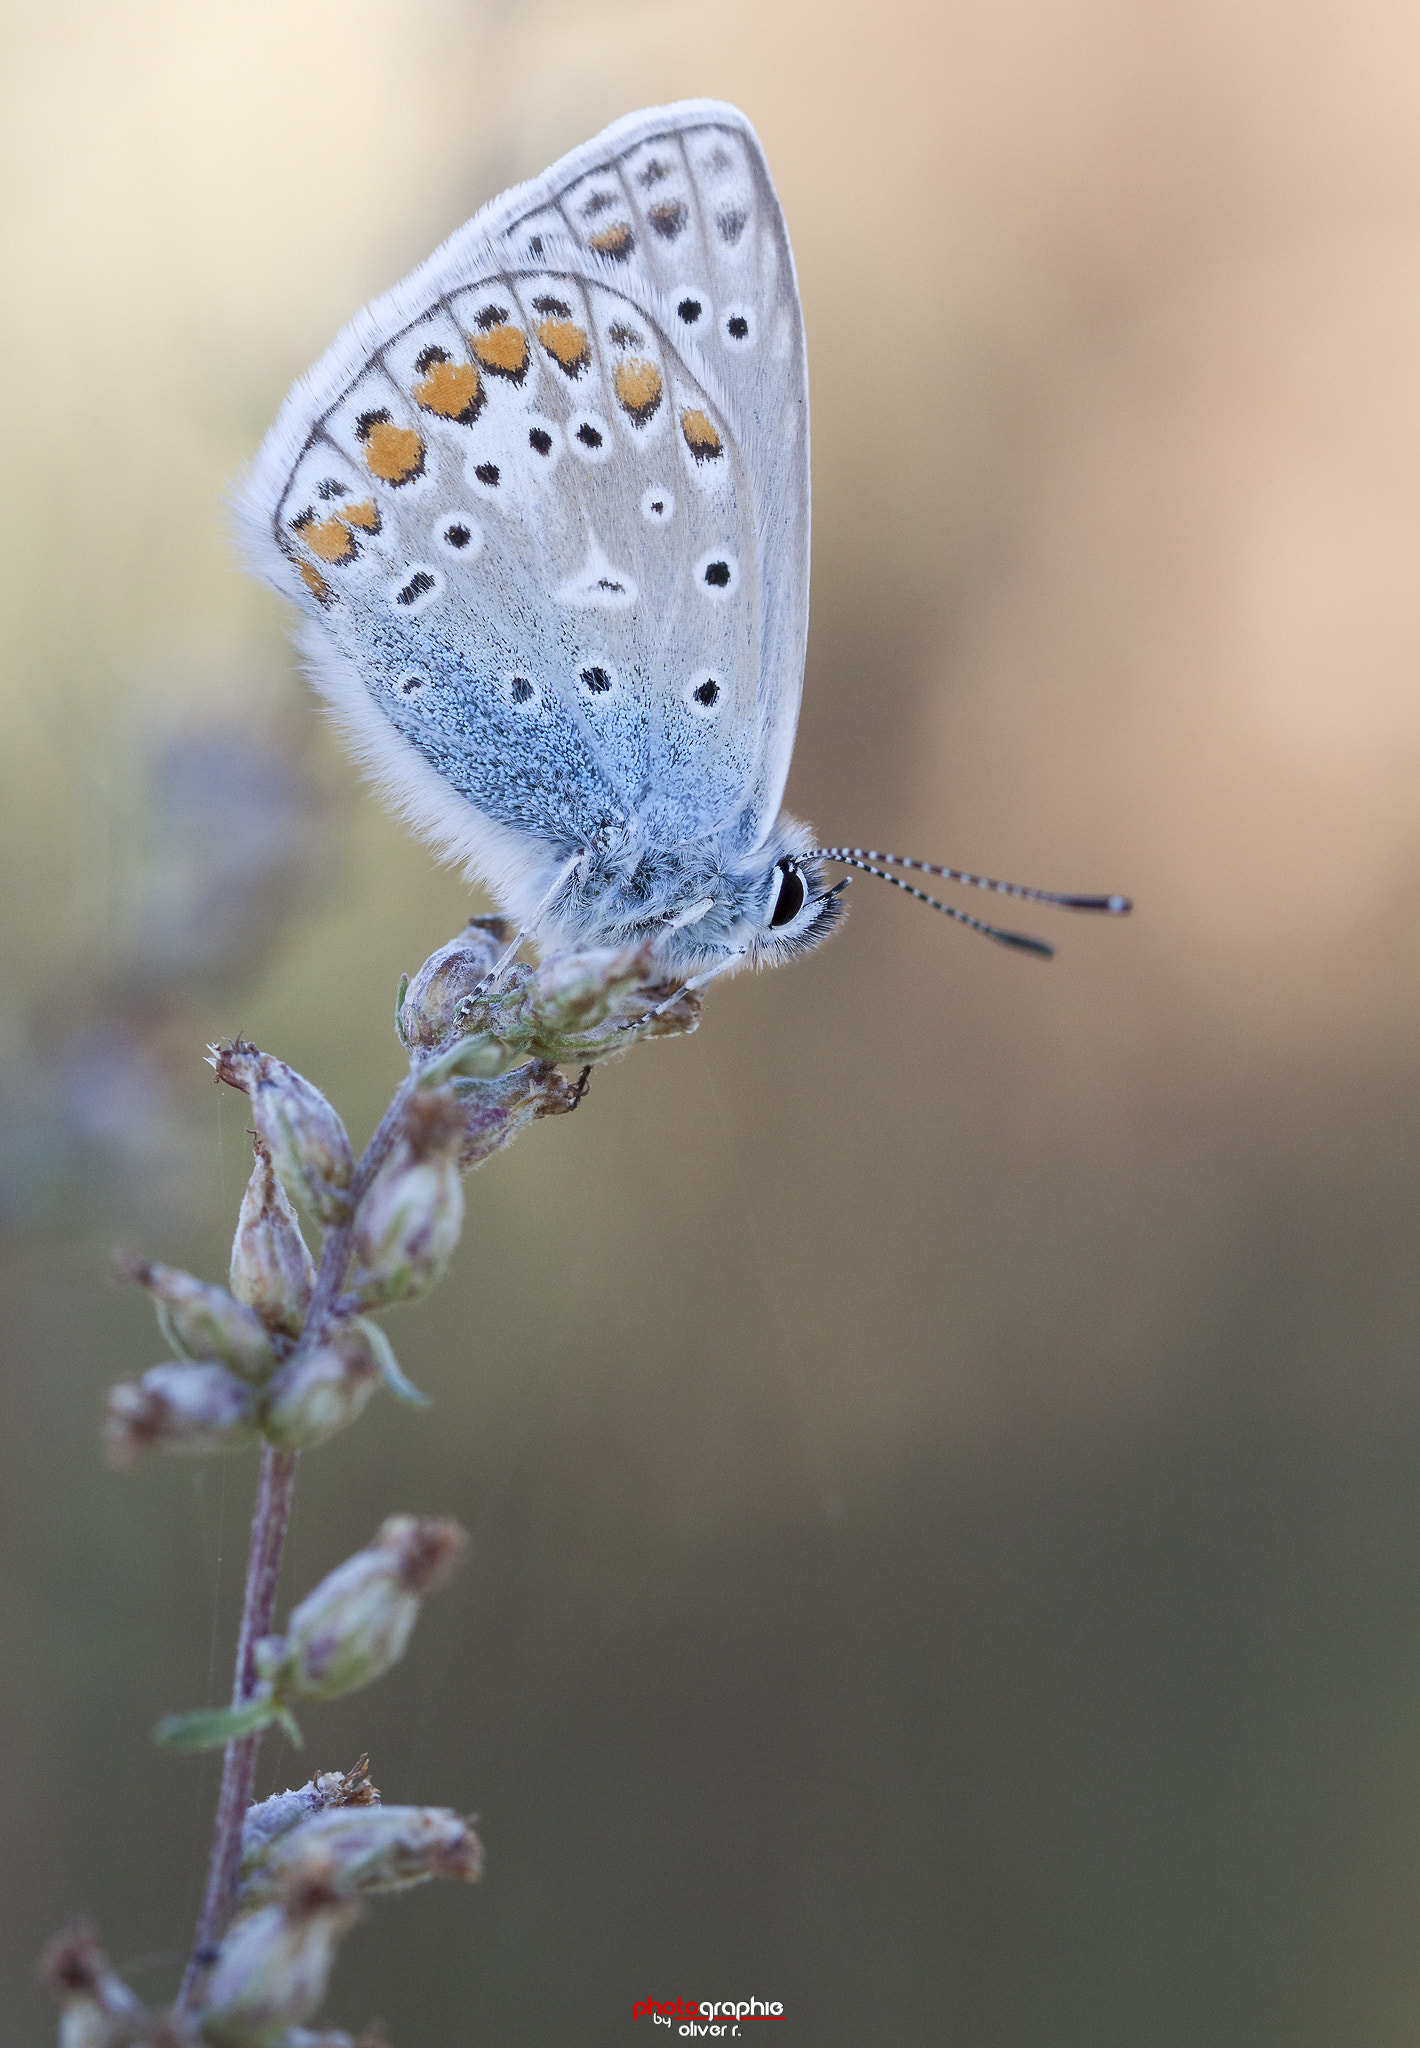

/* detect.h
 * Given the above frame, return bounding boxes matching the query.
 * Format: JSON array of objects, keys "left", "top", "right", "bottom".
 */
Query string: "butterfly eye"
[{"left": 769, "top": 861, "right": 807, "bottom": 928}]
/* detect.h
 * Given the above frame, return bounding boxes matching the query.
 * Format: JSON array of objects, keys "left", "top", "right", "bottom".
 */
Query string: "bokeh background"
[{"left": 6, "top": 0, "right": 1420, "bottom": 2039}]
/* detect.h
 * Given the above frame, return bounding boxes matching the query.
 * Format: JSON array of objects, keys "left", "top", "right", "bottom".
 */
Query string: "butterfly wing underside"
[{"left": 240, "top": 101, "right": 810, "bottom": 912}]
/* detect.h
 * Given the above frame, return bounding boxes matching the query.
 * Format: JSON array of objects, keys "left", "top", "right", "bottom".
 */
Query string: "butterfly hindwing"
[{"left": 242, "top": 101, "right": 808, "bottom": 901}]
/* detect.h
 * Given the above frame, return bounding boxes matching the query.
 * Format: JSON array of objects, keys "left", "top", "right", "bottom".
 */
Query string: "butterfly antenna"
[{"left": 806, "top": 849, "right": 1132, "bottom": 959}]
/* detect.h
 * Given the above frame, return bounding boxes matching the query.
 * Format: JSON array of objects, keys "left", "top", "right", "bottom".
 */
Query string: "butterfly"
[{"left": 240, "top": 100, "right": 1127, "bottom": 984}]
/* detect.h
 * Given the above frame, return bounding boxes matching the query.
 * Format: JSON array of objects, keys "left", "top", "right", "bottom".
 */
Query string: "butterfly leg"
[{"left": 457, "top": 849, "right": 590, "bottom": 1019}]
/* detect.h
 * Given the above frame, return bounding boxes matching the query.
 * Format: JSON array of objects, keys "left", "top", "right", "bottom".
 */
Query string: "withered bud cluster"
[
  {"left": 203, "top": 1787, "right": 479, "bottom": 2046},
  {"left": 105, "top": 926, "right": 699, "bottom": 1473},
  {"left": 404, "top": 920, "right": 702, "bottom": 1087},
  {"left": 67, "top": 921, "right": 703, "bottom": 2044},
  {"left": 41, "top": 1784, "right": 479, "bottom": 2046}
]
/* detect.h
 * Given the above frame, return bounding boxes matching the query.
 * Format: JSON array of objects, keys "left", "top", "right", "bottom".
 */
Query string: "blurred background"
[{"left": 6, "top": 0, "right": 1420, "bottom": 2039}]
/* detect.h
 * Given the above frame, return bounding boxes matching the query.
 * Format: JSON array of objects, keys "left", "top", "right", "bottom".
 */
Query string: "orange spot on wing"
[
  {"left": 360, "top": 417, "right": 426, "bottom": 484},
  {"left": 294, "top": 512, "right": 358, "bottom": 564},
  {"left": 536, "top": 317, "right": 591, "bottom": 375},
  {"left": 680, "top": 408, "right": 723, "bottom": 461},
  {"left": 298, "top": 562, "right": 333, "bottom": 604},
  {"left": 341, "top": 498, "right": 380, "bottom": 531},
  {"left": 588, "top": 222, "right": 634, "bottom": 259},
  {"left": 471, "top": 324, "right": 529, "bottom": 378},
  {"left": 614, "top": 358, "right": 663, "bottom": 424},
  {"left": 411, "top": 359, "right": 482, "bottom": 424}
]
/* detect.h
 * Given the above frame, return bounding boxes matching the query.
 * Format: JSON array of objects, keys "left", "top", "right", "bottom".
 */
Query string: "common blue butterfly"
[{"left": 240, "top": 101, "right": 1127, "bottom": 980}]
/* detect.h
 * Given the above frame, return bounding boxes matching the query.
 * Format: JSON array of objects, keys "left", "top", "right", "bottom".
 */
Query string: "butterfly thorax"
[{"left": 539, "top": 810, "right": 839, "bottom": 975}]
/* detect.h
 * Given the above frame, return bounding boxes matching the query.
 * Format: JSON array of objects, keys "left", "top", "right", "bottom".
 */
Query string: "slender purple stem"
[
  {"left": 175, "top": 1444, "right": 297, "bottom": 2014},
  {"left": 174, "top": 1076, "right": 417, "bottom": 2020}
]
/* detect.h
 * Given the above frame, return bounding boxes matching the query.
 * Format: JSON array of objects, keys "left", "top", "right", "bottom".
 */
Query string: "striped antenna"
[{"left": 805, "top": 848, "right": 1132, "bottom": 959}]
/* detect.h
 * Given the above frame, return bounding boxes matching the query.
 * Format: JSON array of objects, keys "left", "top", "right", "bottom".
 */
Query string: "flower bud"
[
  {"left": 104, "top": 1362, "right": 258, "bottom": 1468},
  {"left": 116, "top": 1255, "right": 275, "bottom": 1383},
  {"left": 398, "top": 917, "right": 509, "bottom": 1055},
  {"left": 259, "top": 1516, "right": 467, "bottom": 1704},
  {"left": 241, "top": 1757, "right": 377, "bottom": 1874},
  {"left": 529, "top": 941, "right": 656, "bottom": 1037},
  {"left": 211, "top": 1039, "right": 354, "bottom": 1227},
  {"left": 37, "top": 1923, "right": 147, "bottom": 2048},
  {"left": 630, "top": 982, "right": 703, "bottom": 1039},
  {"left": 455, "top": 1059, "right": 586, "bottom": 1169},
  {"left": 351, "top": 1093, "right": 465, "bottom": 1307},
  {"left": 230, "top": 1135, "right": 317, "bottom": 1338},
  {"left": 246, "top": 1804, "right": 482, "bottom": 1903},
  {"left": 261, "top": 1319, "right": 382, "bottom": 1451},
  {"left": 200, "top": 1878, "right": 363, "bottom": 2048}
]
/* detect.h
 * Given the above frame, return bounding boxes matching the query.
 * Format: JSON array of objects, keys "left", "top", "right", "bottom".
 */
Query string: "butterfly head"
[
  {"left": 746, "top": 842, "right": 848, "bottom": 967},
  {"left": 731, "top": 836, "right": 848, "bottom": 971}
]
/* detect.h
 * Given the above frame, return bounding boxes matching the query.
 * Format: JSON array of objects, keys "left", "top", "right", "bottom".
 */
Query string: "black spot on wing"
[{"left": 648, "top": 200, "right": 687, "bottom": 240}]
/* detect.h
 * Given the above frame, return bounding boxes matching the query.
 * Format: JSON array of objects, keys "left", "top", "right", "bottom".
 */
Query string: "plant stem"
[
  {"left": 174, "top": 1443, "right": 297, "bottom": 2017},
  {"left": 174, "top": 1078, "right": 415, "bottom": 2020}
]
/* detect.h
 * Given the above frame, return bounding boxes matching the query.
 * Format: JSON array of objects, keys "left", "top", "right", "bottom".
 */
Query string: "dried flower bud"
[
  {"left": 199, "top": 1878, "right": 363, "bottom": 2048},
  {"left": 211, "top": 1039, "right": 354, "bottom": 1227},
  {"left": 398, "top": 917, "right": 509, "bottom": 1055},
  {"left": 246, "top": 1804, "right": 482, "bottom": 1902},
  {"left": 241, "top": 1757, "right": 378, "bottom": 1874},
  {"left": 37, "top": 1923, "right": 147, "bottom": 2048},
  {"left": 417, "top": 942, "right": 702, "bottom": 1082},
  {"left": 261, "top": 1319, "right": 383, "bottom": 1451},
  {"left": 529, "top": 941, "right": 657, "bottom": 1037},
  {"left": 259, "top": 1515, "right": 467, "bottom": 1704},
  {"left": 104, "top": 1362, "right": 258, "bottom": 1468},
  {"left": 116, "top": 1255, "right": 275, "bottom": 1383},
  {"left": 627, "top": 981, "right": 703, "bottom": 1039},
  {"left": 351, "top": 1093, "right": 465, "bottom": 1308},
  {"left": 453, "top": 1059, "right": 587, "bottom": 1169},
  {"left": 230, "top": 1135, "right": 317, "bottom": 1338}
]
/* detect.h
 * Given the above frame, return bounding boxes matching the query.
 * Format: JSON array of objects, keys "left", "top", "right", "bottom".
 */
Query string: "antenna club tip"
[{"left": 1060, "top": 892, "right": 1133, "bottom": 915}]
